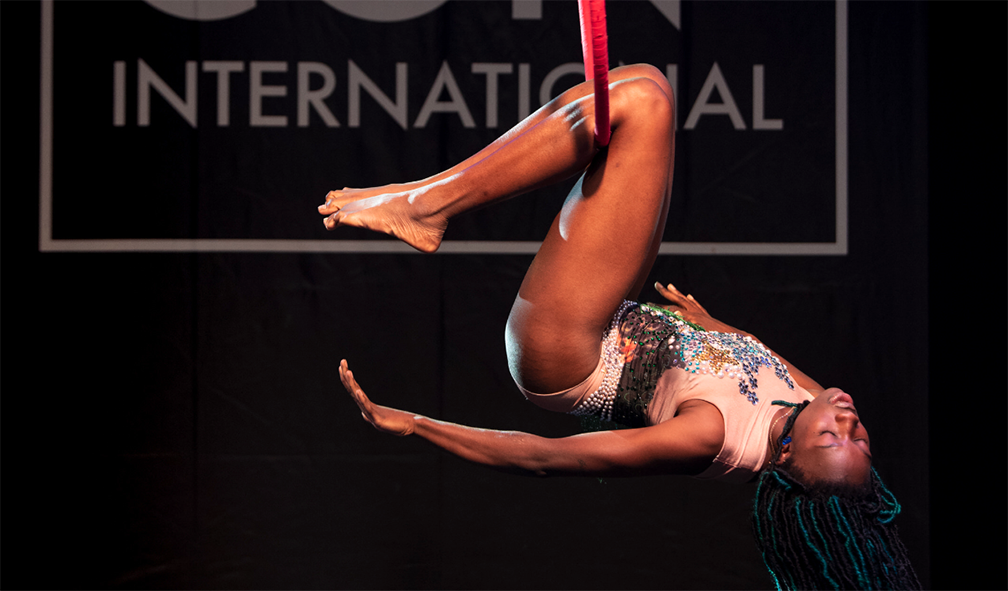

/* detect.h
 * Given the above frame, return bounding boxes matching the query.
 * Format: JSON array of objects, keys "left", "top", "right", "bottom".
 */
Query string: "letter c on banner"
[
  {"left": 320, "top": 0, "right": 448, "bottom": 22},
  {"left": 144, "top": 0, "right": 256, "bottom": 21}
]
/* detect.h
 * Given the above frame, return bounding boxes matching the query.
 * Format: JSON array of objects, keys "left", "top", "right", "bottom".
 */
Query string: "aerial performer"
[{"left": 318, "top": 6, "right": 919, "bottom": 588}]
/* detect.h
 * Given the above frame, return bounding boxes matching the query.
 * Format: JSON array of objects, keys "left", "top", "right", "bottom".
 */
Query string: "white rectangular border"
[{"left": 38, "top": 0, "right": 847, "bottom": 256}]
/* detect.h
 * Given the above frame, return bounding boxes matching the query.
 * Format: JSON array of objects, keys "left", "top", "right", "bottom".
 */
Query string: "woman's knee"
[
  {"left": 610, "top": 76, "right": 676, "bottom": 133},
  {"left": 610, "top": 64, "right": 675, "bottom": 112}
]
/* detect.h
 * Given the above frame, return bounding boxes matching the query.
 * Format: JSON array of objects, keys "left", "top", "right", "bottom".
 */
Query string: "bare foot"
[{"left": 320, "top": 186, "right": 448, "bottom": 253}]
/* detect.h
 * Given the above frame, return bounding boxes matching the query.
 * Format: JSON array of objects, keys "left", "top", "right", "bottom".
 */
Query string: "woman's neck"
[{"left": 765, "top": 406, "right": 794, "bottom": 468}]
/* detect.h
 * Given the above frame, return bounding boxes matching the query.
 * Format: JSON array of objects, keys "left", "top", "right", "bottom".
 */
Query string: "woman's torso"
[{"left": 609, "top": 303, "right": 813, "bottom": 482}]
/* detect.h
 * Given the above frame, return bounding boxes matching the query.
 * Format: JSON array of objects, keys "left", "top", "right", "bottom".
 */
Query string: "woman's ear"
[{"left": 776, "top": 439, "right": 792, "bottom": 466}]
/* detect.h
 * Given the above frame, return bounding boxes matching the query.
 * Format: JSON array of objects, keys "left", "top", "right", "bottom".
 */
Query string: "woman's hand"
[
  {"left": 339, "top": 359, "right": 417, "bottom": 436},
  {"left": 653, "top": 282, "right": 746, "bottom": 336},
  {"left": 655, "top": 282, "right": 825, "bottom": 392},
  {"left": 655, "top": 281, "right": 709, "bottom": 313}
]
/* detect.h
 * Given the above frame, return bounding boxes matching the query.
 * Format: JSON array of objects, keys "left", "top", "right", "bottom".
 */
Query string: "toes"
[
  {"left": 325, "top": 210, "right": 361, "bottom": 231},
  {"left": 320, "top": 191, "right": 340, "bottom": 213},
  {"left": 321, "top": 189, "right": 355, "bottom": 212}
]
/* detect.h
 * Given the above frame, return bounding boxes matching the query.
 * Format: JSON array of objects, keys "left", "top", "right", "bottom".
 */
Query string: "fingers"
[
  {"left": 654, "top": 281, "right": 710, "bottom": 314},
  {"left": 655, "top": 281, "right": 687, "bottom": 303},
  {"left": 338, "top": 359, "right": 417, "bottom": 437},
  {"left": 685, "top": 292, "right": 709, "bottom": 314},
  {"left": 339, "top": 359, "right": 370, "bottom": 410},
  {"left": 338, "top": 358, "right": 352, "bottom": 390}
]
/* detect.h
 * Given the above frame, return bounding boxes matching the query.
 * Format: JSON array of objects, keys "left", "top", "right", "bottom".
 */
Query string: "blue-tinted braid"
[
  {"left": 873, "top": 469, "right": 901, "bottom": 524},
  {"left": 879, "top": 538, "right": 896, "bottom": 566},
  {"left": 835, "top": 498, "right": 871, "bottom": 587},
  {"left": 808, "top": 501, "right": 836, "bottom": 567},
  {"left": 864, "top": 538, "right": 882, "bottom": 588},
  {"left": 795, "top": 498, "right": 840, "bottom": 589}
]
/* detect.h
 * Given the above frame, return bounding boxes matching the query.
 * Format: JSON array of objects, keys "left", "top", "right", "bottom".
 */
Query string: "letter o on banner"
[
  {"left": 320, "top": 0, "right": 448, "bottom": 23},
  {"left": 144, "top": 0, "right": 450, "bottom": 22},
  {"left": 144, "top": 0, "right": 256, "bottom": 21}
]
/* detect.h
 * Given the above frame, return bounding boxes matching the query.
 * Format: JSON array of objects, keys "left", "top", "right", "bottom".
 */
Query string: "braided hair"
[{"left": 751, "top": 402, "right": 920, "bottom": 590}]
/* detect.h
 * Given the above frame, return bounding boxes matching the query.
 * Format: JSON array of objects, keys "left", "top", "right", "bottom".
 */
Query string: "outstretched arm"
[
  {"left": 653, "top": 283, "right": 824, "bottom": 393},
  {"left": 339, "top": 360, "right": 721, "bottom": 477}
]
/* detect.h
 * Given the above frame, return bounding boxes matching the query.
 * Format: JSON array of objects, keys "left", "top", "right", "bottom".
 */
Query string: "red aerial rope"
[{"left": 578, "top": 0, "right": 610, "bottom": 146}]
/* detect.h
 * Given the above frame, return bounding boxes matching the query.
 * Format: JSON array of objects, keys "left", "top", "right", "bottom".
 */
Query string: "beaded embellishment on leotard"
[
  {"left": 569, "top": 300, "right": 635, "bottom": 422},
  {"left": 573, "top": 302, "right": 794, "bottom": 428}
]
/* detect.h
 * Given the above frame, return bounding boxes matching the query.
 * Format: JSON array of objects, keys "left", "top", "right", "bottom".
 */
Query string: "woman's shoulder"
[{"left": 661, "top": 399, "right": 725, "bottom": 465}]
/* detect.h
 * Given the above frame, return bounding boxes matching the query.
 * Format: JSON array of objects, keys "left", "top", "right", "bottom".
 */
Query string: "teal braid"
[
  {"left": 770, "top": 400, "right": 804, "bottom": 408},
  {"left": 807, "top": 502, "right": 836, "bottom": 569},
  {"left": 864, "top": 538, "right": 882, "bottom": 588},
  {"left": 828, "top": 497, "right": 870, "bottom": 587},
  {"left": 873, "top": 468, "right": 902, "bottom": 524},
  {"left": 795, "top": 499, "right": 840, "bottom": 589}
]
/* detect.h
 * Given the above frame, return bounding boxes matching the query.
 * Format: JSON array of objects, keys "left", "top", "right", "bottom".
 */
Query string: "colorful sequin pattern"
[
  {"left": 604, "top": 303, "right": 794, "bottom": 427},
  {"left": 659, "top": 305, "right": 795, "bottom": 405}
]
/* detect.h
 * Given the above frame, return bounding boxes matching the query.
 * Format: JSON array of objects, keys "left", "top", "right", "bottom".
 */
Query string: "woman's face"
[{"left": 781, "top": 388, "right": 872, "bottom": 486}]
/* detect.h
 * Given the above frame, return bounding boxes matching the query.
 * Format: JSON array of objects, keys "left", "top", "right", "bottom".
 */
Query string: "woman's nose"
[{"left": 836, "top": 410, "right": 860, "bottom": 434}]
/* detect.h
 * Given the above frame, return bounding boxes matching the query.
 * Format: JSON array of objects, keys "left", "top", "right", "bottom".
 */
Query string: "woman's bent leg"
[
  {"left": 321, "top": 64, "right": 676, "bottom": 402},
  {"left": 506, "top": 75, "right": 675, "bottom": 396},
  {"left": 319, "top": 65, "right": 673, "bottom": 253}
]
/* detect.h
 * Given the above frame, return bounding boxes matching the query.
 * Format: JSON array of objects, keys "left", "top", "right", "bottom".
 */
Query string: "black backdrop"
[{"left": 2, "top": 1, "right": 1005, "bottom": 589}]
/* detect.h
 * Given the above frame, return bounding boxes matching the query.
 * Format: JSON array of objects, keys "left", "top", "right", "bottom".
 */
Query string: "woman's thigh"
[{"left": 506, "top": 75, "right": 676, "bottom": 394}]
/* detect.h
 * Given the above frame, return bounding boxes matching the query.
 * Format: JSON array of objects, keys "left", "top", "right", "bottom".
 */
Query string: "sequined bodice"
[{"left": 608, "top": 303, "right": 795, "bottom": 427}]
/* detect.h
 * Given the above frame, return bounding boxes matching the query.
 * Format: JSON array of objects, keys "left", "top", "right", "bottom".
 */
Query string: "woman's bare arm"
[
  {"left": 339, "top": 360, "right": 722, "bottom": 477},
  {"left": 653, "top": 283, "right": 824, "bottom": 393}
]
